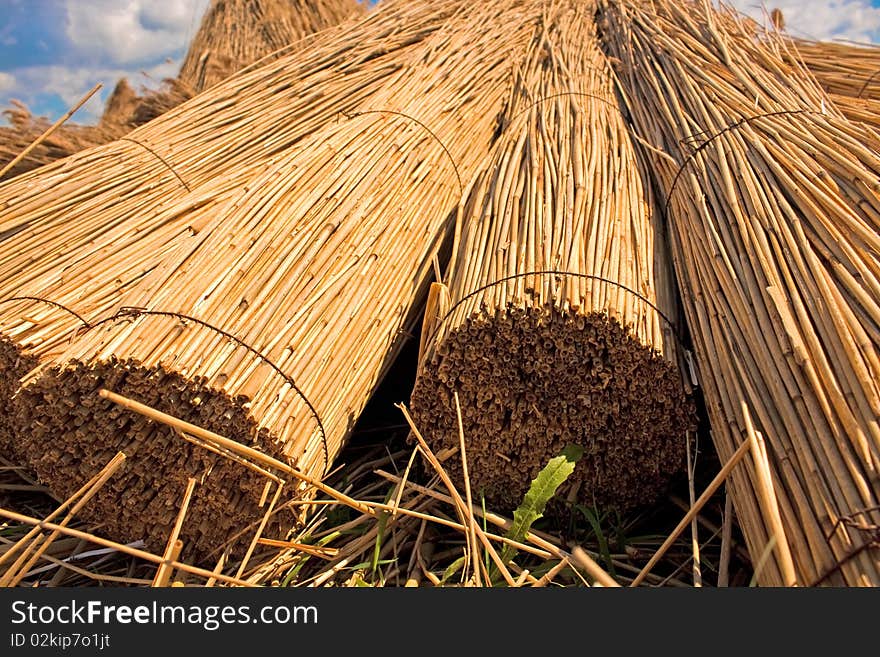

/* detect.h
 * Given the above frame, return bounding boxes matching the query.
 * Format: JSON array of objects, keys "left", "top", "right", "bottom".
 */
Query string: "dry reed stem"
[
  {"left": 152, "top": 478, "right": 197, "bottom": 587},
  {"left": 742, "top": 403, "right": 798, "bottom": 586},
  {"left": 631, "top": 437, "right": 752, "bottom": 587},
  {"left": 0, "top": 452, "right": 125, "bottom": 570},
  {"left": 686, "top": 433, "right": 702, "bottom": 586},
  {"left": 454, "top": 391, "right": 481, "bottom": 586},
  {"left": 571, "top": 547, "right": 620, "bottom": 588},
  {"left": 0, "top": 452, "right": 126, "bottom": 586},
  {"left": 398, "top": 403, "right": 517, "bottom": 587},
  {"left": 0, "top": 84, "right": 102, "bottom": 179},
  {"left": 0, "top": 507, "right": 253, "bottom": 587},
  {"left": 718, "top": 487, "right": 734, "bottom": 587}
]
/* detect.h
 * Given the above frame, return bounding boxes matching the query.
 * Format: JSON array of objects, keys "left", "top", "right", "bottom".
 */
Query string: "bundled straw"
[
  {"left": 600, "top": 0, "right": 880, "bottom": 586},
  {"left": 410, "top": 2, "right": 692, "bottom": 513},
  {"left": 0, "top": 0, "right": 463, "bottom": 460},
  {"left": 10, "top": 0, "right": 545, "bottom": 559},
  {"left": 0, "top": 0, "right": 363, "bottom": 180},
  {"left": 132, "top": 0, "right": 366, "bottom": 125},
  {"left": 791, "top": 39, "right": 880, "bottom": 102},
  {"left": 178, "top": 0, "right": 364, "bottom": 93}
]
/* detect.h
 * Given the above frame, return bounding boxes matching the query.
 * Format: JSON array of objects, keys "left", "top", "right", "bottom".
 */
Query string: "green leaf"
[
  {"left": 371, "top": 510, "right": 389, "bottom": 577},
  {"left": 439, "top": 555, "right": 467, "bottom": 586},
  {"left": 577, "top": 505, "right": 616, "bottom": 577},
  {"left": 500, "top": 444, "right": 583, "bottom": 569},
  {"left": 281, "top": 532, "right": 340, "bottom": 587}
]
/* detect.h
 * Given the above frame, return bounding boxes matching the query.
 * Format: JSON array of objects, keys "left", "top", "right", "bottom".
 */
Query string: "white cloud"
[
  {"left": 64, "top": 0, "right": 210, "bottom": 66},
  {"left": 723, "top": 1, "right": 880, "bottom": 42},
  {"left": 3, "top": 60, "right": 181, "bottom": 124},
  {"left": 0, "top": 72, "right": 15, "bottom": 93}
]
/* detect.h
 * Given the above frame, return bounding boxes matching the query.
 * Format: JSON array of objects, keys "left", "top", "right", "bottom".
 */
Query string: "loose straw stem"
[
  {"left": 742, "top": 403, "right": 798, "bottom": 586},
  {"left": 153, "top": 540, "right": 184, "bottom": 587},
  {"left": 98, "top": 388, "right": 374, "bottom": 515},
  {"left": 686, "top": 432, "right": 702, "bottom": 586},
  {"left": 454, "top": 391, "right": 481, "bottom": 586},
  {"left": 153, "top": 477, "right": 197, "bottom": 587},
  {"left": 718, "top": 487, "right": 734, "bottom": 587},
  {"left": 0, "top": 451, "right": 125, "bottom": 570},
  {"left": 397, "top": 402, "right": 516, "bottom": 587},
  {"left": 0, "top": 507, "right": 254, "bottom": 587},
  {"left": 236, "top": 482, "right": 285, "bottom": 579},
  {"left": 0, "top": 452, "right": 126, "bottom": 586},
  {"left": 0, "top": 83, "right": 102, "bottom": 179},
  {"left": 631, "top": 437, "right": 752, "bottom": 587},
  {"left": 374, "top": 469, "right": 610, "bottom": 575},
  {"left": 571, "top": 547, "right": 621, "bottom": 588}
]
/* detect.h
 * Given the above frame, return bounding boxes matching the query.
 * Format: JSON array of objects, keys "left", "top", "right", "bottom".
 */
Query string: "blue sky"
[
  {"left": 0, "top": 0, "right": 209, "bottom": 124},
  {"left": 1, "top": 0, "right": 880, "bottom": 126}
]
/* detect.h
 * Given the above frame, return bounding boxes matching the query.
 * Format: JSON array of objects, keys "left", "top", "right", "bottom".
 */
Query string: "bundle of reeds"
[
  {"left": 736, "top": 18, "right": 880, "bottom": 133},
  {"left": 0, "top": 0, "right": 363, "bottom": 181},
  {"left": 99, "top": 79, "right": 141, "bottom": 128},
  {"left": 178, "top": 0, "right": 364, "bottom": 93},
  {"left": 772, "top": 36, "right": 880, "bottom": 132},
  {"left": 791, "top": 39, "right": 880, "bottom": 102},
  {"left": 600, "top": 0, "right": 880, "bottom": 586},
  {"left": 0, "top": 0, "right": 466, "bottom": 503},
  {"left": 9, "top": 0, "right": 546, "bottom": 560},
  {"left": 410, "top": 3, "right": 693, "bottom": 514},
  {"left": 131, "top": 0, "right": 367, "bottom": 125},
  {"left": 0, "top": 0, "right": 461, "bottom": 455},
  {"left": 0, "top": 0, "right": 465, "bottom": 502}
]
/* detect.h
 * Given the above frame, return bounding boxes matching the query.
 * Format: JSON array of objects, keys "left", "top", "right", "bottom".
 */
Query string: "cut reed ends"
[
  {"left": 411, "top": 5, "right": 694, "bottom": 514},
  {"left": 0, "top": 0, "right": 465, "bottom": 448}
]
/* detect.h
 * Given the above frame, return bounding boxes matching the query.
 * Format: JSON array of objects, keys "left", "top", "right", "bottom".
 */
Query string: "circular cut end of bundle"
[
  {"left": 0, "top": 337, "right": 38, "bottom": 454},
  {"left": 12, "top": 359, "right": 299, "bottom": 562},
  {"left": 410, "top": 306, "right": 694, "bottom": 513}
]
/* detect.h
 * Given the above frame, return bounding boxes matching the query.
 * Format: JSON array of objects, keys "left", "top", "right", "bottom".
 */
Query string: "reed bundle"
[
  {"left": 0, "top": 0, "right": 362, "bottom": 181},
  {"left": 178, "top": 0, "right": 365, "bottom": 94},
  {"left": 0, "top": 0, "right": 464, "bottom": 455},
  {"left": 10, "top": 0, "right": 545, "bottom": 559},
  {"left": 410, "top": 3, "right": 693, "bottom": 514},
  {"left": 790, "top": 39, "right": 880, "bottom": 102},
  {"left": 130, "top": 0, "right": 366, "bottom": 125},
  {"left": 600, "top": 0, "right": 880, "bottom": 586},
  {"left": 720, "top": 11, "right": 880, "bottom": 135},
  {"left": 99, "top": 80, "right": 140, "bottom": 128},
  {"left": 774, "top": 38, "right": 880, "bottom": 131}
]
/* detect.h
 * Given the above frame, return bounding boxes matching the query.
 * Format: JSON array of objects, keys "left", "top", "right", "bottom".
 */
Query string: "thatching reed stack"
[
  {"left": 0, "top": 0, "right": 463, "bottom": 460},
  {"left": 178, "top": 0, "right": 364, "bottom": 94},
  {"left": 791, "top": 39, "right": 880, "bottom": 102},
  {"left": 410, "top": 2, "right": 693, "bottom": 514},
  {"left": 779, "top": 38, "right": 880, "bottom": 132},
  {"left": 0, "top": 0, "right": 363, "bottom": 180},
  {"left": 10, "top": 0, "right": 546, "bottom": 559},
  {"left": 131, "top": 0, "right": 365, "bottom": 124},
  {"left": 600, "top": 0, "right": 880, "bottom": 586},
  {"left": 741, "top": 14, "right": 880, "bottom": 132}
]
